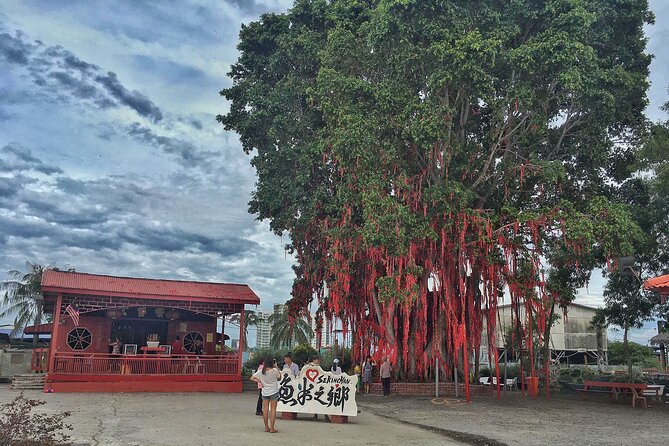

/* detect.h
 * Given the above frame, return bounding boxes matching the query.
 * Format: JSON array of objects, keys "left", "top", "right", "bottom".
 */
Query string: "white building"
[
  {"left": 255, "top": 304, "right": 333, "bottom": 349},
  {"left": 255, "top": 310, "right": 272, "bottom": 349},
  {"left": 480, "top": 302, "right": 607, "bottom": 365},
  {"left": 310, "top": 314, "right": 332, "bottom": 349}
]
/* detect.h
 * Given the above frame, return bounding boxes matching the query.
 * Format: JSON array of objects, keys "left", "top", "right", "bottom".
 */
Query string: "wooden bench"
[
  {"left": 577, "top": 381, "right": 655, "bottom": 408},
  {"left": 576, "top": 381, "right": 616, "bottom": 402}
]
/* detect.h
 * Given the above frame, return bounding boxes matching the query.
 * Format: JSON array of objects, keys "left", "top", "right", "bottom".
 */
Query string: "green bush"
[
  {"left": 290, "top": 344, "right": 317, "bottom": 367},
  {"left": 244, "top": 348, "right": 286, "bottom": 372},
  {"left": 558, "top": 368, "right": 597, "bottom": 384},
  {"left": 607, "top": 341, "right": 660, "bottom": 368},
  {"left": 320, "top": 347, "right": 353, "bottom": 373}
]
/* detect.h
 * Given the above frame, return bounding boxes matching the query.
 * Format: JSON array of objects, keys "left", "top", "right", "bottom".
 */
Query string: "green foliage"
[
  {"left": 0, "top": 262, "right": 68, "bottom": 345},
  {"left": 229, "top": 310, "right": 259, "bottom": 350},
  {"left": 245, "top": 348, "right": 286, "bottom": 371},
  {"left": 607, "top": 341, "right": 660, "bottom": 368},
  {"left": 269, "top": 306, "right": 314, "bottom": 349},
  {"left": 557, "top": 368, "right": 596, "bottom": 384},
  {"left": 220, "top": 0, "right": 654, "bottom": 376},
  {"left": 291, "top": 343, "right": 318, "bottom": 367},
  {"left": 598, "top": 274, "right": 656, "bottom": 332},
  {"left": 320, "top": 347, "right": 353, "bottom": 373}
]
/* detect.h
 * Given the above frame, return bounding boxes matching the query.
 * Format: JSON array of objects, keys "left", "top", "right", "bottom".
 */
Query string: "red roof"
[
  {"left": 24, "top": 323, "right": 53, "bottom": 334},
  {"left": 41, "top": 270, "right": 260, "bottom": 304},
  {"left": 644, "top": 274, "right": 669, "bottom": 294}
]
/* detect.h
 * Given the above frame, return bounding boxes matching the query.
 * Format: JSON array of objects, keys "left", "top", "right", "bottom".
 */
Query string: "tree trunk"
[
  {"left": 32, "top": 303, "right": 42, "bottom": 346},
  {"left": 596, "top": 324, "right": 604, "bottom": 373},
  {"left": 542, "top": 301, "right": 555, "bottom": 368},
  {"left": 623, "top": 325, "right": 632, "bottom": 381}
]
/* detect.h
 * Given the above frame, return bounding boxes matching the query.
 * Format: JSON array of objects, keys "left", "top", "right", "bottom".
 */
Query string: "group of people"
[
  {"left": 355, "top": 356, "right": 392, "bottom": 397},
  {"left": 250, "top": 352, "right": 392, "bottom": 434}
]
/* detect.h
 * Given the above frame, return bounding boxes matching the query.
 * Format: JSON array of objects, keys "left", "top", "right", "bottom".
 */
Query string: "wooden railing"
[
  {"left": 31, "top": 348, "right": 50, "bottom": 373},
  {"left": 53, "top": 353, "right": 239, "bottom": 376}
]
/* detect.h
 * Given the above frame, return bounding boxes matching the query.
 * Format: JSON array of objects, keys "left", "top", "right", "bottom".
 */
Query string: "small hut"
[
  {"left": 645, "top": 274, "right": 669, "bottom": 371},
  {"left": 649, "top": 332, "right": 669, "bottom": 371}
]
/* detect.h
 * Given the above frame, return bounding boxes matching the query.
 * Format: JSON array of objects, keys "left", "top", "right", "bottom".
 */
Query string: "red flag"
[{"left": 65, "top": 303, "right": 79, "bottom": 326}]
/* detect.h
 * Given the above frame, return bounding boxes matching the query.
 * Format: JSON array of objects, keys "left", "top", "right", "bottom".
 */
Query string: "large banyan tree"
[{"left": 219, "top": 0, "right": 652, "bottom": 399}]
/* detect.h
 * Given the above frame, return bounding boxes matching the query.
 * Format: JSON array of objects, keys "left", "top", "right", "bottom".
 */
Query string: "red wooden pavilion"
[
  {"left": 644, "top": 273, "right": 669, "bottom": 300},
  {"left": 35, "top": 270, "right": 259, "bottom": 393}
]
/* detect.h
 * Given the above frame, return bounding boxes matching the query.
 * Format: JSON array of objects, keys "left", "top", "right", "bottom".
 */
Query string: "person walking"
[
  {"left": 380, "top": 357, "right": 392, "bottom": 397},
  {"left": 250, "top": 357, "right": 281, "bottom": 434},
  {"left": 362, "top": 356, "right": 374, "bottom": 395}
]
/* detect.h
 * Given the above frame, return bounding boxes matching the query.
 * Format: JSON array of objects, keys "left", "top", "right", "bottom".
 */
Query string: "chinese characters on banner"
[{"left": 277, "top": 366, "right": 358, "bottom": 416}]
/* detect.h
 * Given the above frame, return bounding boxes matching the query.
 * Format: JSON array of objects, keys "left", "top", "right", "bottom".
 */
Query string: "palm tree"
[
  {"left": 269, "top": 307, "right": 313, "bottom": 349},
  {"left": 229, "top": 310, "right": 259, "bottom": 350},
  {"left": 0, "top": 262, "right": 47, "bottom": 345}
]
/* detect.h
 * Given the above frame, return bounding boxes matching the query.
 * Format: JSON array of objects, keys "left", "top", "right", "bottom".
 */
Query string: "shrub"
[
  {"left": 290, "top": 344, "right": 317, "bottom": 368},
  {"left": 244, "top": 348, "right": 286, "bottom": 371},
  {"left": 0, "top": 394, "right": 72, "bottom": 446}
]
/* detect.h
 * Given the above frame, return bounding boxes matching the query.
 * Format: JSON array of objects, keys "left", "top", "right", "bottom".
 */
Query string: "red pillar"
[
  {"left": 46, "top": 293, "right": 63, "bottom": 390},
  {"left": 238, "top": 307, "right": 245, "bottom": 376}
]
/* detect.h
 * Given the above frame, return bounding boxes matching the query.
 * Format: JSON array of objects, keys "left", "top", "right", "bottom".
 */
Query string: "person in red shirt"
[{"left": 171, "top": 336, "right": 183, "bottom": 355}]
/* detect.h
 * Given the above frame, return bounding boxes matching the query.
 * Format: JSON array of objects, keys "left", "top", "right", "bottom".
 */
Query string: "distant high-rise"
[
  {"left": 310, "top": 314, "right": 332, "bottom": 349},
  {"left": 255, "top": 310, "right": 272, "bottom": 349}
]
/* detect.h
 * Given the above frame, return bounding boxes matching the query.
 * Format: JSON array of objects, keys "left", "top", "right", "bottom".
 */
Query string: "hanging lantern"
[
  {"left": 155, "top": 307, "right": 165, "bottom": 318},
  {"left": 166, "top": 309, "right": 180, "bottom": 320},
  {"left": 137, "top": 307, "right": 146, "bottom": 318}
]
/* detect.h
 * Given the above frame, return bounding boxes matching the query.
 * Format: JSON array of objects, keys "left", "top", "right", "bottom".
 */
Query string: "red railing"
[
  {"left": 31, "top": 348, "right": 50, "bottom": 373},
  {"left": 53, "top": 353, "right": 239, "bottom": 376}
]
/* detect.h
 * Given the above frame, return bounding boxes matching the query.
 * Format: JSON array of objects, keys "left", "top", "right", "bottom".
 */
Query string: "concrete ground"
[
  {"left": 358, "top": 391, "right": 669, "bottom": 446},
  {"left": 0, "top": 385, "right": 462, "bottom": 446}
]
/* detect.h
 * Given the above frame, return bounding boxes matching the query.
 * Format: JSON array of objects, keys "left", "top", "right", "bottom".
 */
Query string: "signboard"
[{"left": 277, "top": 366, "right": 358, "bottom": 417}]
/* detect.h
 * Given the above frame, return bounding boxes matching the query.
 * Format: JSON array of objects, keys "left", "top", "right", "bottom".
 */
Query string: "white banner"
[{"left": 277, "top": 366, "right": 358, "bottom": 417}]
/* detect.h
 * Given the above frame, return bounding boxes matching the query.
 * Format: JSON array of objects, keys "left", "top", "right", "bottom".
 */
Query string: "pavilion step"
[
  {"left": 243, "top": 379, "right": 257, "bottom": 393},
  {"left": 11, "top": 374, "right": 45, "bottom": 390}
]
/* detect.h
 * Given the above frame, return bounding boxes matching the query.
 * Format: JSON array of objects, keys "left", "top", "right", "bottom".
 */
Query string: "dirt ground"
[
  {"left": 4, "top": 384, "right": 669, "bottom": 446},
  {"left": 0, "top": 385, "right": 463, "bottom": 446},
  {"left": 357, "top": 391, "right": 669, "bottom": 446}
]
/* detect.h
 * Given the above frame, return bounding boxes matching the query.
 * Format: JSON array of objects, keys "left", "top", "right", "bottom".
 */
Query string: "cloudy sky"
[{"left": 0, "top": 1, "right": 667, "bottom": 344}]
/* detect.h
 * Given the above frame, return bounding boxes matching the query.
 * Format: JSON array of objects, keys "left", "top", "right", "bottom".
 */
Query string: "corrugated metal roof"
[
  {"left": 41, "top": 270, "right": 260, "bottom": 304},
  {"left": 644, "top": 274, "right": 669, "bottom": 293}
]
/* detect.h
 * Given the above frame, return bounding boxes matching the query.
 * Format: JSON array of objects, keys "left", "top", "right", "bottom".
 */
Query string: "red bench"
[{"left": 577, "top": 381, "right": 659, "bottom": 408}]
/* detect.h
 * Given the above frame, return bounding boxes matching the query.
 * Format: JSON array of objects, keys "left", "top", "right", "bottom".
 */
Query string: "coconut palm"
[
  {"left": 0, "top": 262, "right": 47, "bottom": 345},
  {"left": 269, "top": 307, "right": 313, "bottom": 349},
  {"left": 229, "top": 310, "right": 259, "bottom": 350}
]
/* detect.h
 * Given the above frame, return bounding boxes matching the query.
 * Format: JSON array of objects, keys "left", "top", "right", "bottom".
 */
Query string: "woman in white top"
[{"left": 250, "top": 357, "right": 281, "bottom": 433}]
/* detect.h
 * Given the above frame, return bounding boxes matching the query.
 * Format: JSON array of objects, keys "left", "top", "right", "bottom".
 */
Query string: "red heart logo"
[
  {"left": 306, "top": 369, "right": 319, "bottom": 382},
  {"left": 336, "top": 384, "right": 340, "bottom": 388}
]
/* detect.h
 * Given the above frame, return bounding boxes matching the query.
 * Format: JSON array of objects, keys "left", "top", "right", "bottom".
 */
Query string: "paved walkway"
[{"left": 0, "top": 386, "right": 462, "bottom": 446}]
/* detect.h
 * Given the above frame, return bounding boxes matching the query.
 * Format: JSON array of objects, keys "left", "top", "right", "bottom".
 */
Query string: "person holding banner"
[
  {"left": 332, "top": 358, "right": 342, "bottom": 374},
  {"left": 251, "top": 357, "right": 281, "bottom": 434}
]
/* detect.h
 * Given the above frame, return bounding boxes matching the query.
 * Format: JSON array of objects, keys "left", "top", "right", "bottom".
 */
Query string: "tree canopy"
[{"left": 220, "top": 0, "right": 653, "bottom": 398}]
